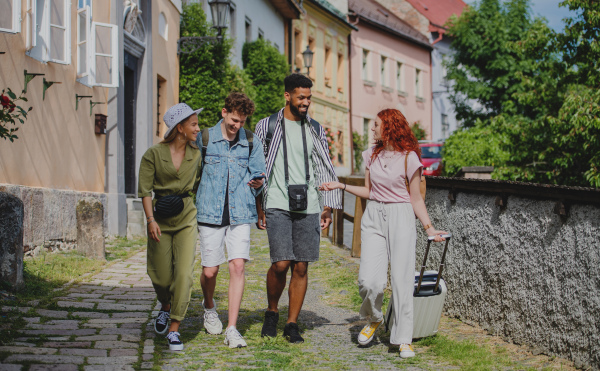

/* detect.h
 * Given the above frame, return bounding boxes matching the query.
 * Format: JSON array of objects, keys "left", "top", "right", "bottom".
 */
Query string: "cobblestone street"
[{"left": 0, "top": 231, "right": 578, "bottom": 370}]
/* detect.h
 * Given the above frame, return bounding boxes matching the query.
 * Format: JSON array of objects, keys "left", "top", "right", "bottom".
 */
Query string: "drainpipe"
[
  {"left": 348, "top": 12, "right": 359, "bottom": 174},
  {"left": 288, "top": 19, "right": 293, "bottom": 72}
]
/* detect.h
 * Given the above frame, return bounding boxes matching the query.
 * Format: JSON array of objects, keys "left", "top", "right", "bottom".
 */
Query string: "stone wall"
[
  {"left": 0, "top": 184, "right": 108, "bottom": 257},
  {"left": 417, "top": 180, "right": 600, "bottom": 370}
]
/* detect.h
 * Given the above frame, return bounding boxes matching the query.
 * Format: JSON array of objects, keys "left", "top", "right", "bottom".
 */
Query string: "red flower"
[{"left": 0, "top": 95, "right": 9, "bottom": 107}]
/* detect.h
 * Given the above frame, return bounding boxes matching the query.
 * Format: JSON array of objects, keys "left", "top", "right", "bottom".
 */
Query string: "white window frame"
[
  {"left": 77, "top": 5, "right": 91, "bottom": 81},
  {"left": 90, "top": 21, "right": 119, "bottom": 88},
  {"left": 0, "top": 0, "right": 21, "bottom": 34},
  {"left": 26, "top": 0, "right": 71, "bottom": 65},
  {"left": 397, "top": 62, "right": 404, "bottom": 92}
]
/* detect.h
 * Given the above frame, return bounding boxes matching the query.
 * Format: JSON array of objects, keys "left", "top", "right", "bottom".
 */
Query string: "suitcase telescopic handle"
[{"left": 416, "top": 233, "right": 452, "bottom": 294}]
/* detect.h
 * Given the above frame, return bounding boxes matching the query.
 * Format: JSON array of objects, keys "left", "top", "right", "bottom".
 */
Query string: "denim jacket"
[{"left": 195, "top": 121, "right": 266, "bottom": 225}]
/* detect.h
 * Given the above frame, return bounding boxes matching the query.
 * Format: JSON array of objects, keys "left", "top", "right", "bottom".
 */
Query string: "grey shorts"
[{"left": 265, "top": 208, "right": 321, "bottom": 263}]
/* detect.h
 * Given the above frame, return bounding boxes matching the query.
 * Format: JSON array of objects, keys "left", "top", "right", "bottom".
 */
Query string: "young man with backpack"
[
  {"left": 254, "top": 74, "right": 343, "bottom": 343},
  {"left": 195, "top": 92, "right": 266, "bottom": 348}
]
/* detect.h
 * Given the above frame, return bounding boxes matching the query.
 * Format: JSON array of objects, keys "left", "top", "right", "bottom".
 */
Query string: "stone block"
[
  {"left": 93, "top": 341, "right": 137, "bottom": 349},
  {"left": 30, "top": 365, "right": 78, "bottom": 371},
  {"left": 0, "top": 192, "right": 24, "bottom": 290},
  {"left": 84, "top": 366, "right": 134, "bottom": 371},
  {"left": 2, "top": 355, "right": 84, "bottom": 364},
  {"left": 0, "top": 365, "right": 23, "bottom": 371},
  {"left": 59, "top": 348, "right": 107, "bottom": 357},
  {"left": 87, "top": 356, "right": 138, "bottom": 365},
  {"left": 110, "top": 349, "right": 138, "bottom": 357},
  {"left": 76, "top": 198, "right": 105, "bottom": 259}
]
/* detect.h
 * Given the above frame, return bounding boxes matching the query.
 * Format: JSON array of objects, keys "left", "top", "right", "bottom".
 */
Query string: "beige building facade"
[
  {"left": 291, "top": 0, "right": 355, "bottom": 176},
  {"left": 0, "top": 0, "right": 181, "bottom": 246}
]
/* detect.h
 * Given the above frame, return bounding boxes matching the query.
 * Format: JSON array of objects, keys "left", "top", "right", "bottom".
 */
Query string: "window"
[
  {"left": 397, "top": 62, "right": 404, "bottom": 92},
  {"left": 158, "top": 12, "right": 168, "bottom": 40},
  {"left": 441, "top": 114, "right": 449, "bottom": 139},
  {"left": 91, "top": 22, "right": 119, "bottom": 87},
  {"left": 294, "top": 29, "right": 302, "bottom": 72},
  {"left": 157, "top": 75, "right": 167, "bottom": 137},
  {"left": 337, "top": 52, "right": 344, "bottom": 93},
  {"left": 0, "top": 0, "right": 21, "bottom": 33},
  {"left": 363, "top": 118, "right": 370, "bottom": 145},
  {"left": 258, "top": 28, "right": 264, "bottom": 39},
  {"left": 27, "top": 0, "right": 71, "bottom": 64},
  {"left": 274, "top": 43, "right": 279, "bottom": 51},
  {"left": 415, "top": 68, "right": 422, "bottom": 98},
  {"left": 362, "top": 49, "right": 370, "bottom": 81},
  {"left": 324, "top": 47, "right": 332, "bottom": 86},
  {"left": 381, "top": 56, "right": 387, "bottom": 87},
  {"left": 245, "top": 17, "right": 251, "bottom": 42},
  {"left": 228, "top": 3, "right": 235, "bottom": 38}
]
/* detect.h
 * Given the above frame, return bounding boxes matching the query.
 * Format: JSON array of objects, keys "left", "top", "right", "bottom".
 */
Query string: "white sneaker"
[
  {"left": 224, "top": 326, "right": 247, "bottom": 348},
  {"left": 202, "top": 300, "right": 223, "bottom": 335},
  {"left": 400, "top": 343, "right": 415, "bottom": 358},
  {"left": 166, "top": 331, "right": 184, "bottom": 351}
]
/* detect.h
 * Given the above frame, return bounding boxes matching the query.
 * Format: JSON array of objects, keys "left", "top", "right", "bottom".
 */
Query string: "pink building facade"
[{"left": 349, "top": 0, "right": 432, "bottom": 172}]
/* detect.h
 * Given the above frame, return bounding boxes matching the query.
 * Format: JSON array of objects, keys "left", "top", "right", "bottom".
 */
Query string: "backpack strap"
[
  {"left": 265, "top": 113, "right": 279, "bottom": 152},
  {"left": 244, "top": 128, "right": 253, "bottom": 158},
  {"left": 201, "top": 128, "right": 210, "bottom": 160}
]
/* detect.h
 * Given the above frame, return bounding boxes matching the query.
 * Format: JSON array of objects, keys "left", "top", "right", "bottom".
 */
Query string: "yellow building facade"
[{"left": 291, "top": 0, "right": 354, "bottom": 175}]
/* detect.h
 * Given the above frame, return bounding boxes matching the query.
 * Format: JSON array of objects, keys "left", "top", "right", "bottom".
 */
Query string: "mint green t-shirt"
[{"left": 266, "top": 119, "right": 321, "bottom": 214}]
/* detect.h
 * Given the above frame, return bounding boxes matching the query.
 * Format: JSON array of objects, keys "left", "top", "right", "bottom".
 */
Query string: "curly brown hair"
[
  {"left": 224, "top": 92, "right": 255, "bottom": 117},
  {"left": 371, "top": 108, "right": 421, "bottom": 161}
]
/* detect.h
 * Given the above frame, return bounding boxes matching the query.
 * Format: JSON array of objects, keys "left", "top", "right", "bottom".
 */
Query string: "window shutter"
[
  {"left": 48, "top": 0, "right": 71, "bottom": 64},
  {"left": 77, "top": 5, "right": 90, "bottom": 78},
  {"left": 25, "top": 0, "right": 37, "bottom": 50},
  {"left": 91, "top": 22, "right": 119, "bottom": 88}
]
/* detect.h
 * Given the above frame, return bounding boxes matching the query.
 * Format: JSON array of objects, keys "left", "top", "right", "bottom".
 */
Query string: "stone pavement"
[{"left": 0, "top": 251, "right": 158, "bottom": 371}]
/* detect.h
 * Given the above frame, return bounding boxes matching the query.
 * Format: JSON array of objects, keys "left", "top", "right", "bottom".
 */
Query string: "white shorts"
[{"left": 198, "top": 224, "right": 251, "bottom": 267}]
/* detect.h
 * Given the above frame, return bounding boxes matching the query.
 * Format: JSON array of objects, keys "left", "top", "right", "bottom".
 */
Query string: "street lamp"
[
  {"left": 302, "top": 45, "right": 314, "bottom": 76},
  {"left": 177, "top": 0, "right": 231, "bottom": 55}
]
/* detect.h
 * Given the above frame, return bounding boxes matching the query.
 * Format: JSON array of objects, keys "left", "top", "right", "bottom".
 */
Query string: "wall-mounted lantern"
[
  {"left": 177, "top": 0, "right": 231, "bottom": 54},
  {"left": 95, "top": 114, "right": 107, "bottom": 135},
  {"left": 302, "top": 46, "right": 314, "bottom": 76}
]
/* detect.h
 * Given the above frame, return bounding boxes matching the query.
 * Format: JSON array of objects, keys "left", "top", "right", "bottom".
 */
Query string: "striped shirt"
[{"left": 254, "top": 108, "right": 343, "bottom": 210}]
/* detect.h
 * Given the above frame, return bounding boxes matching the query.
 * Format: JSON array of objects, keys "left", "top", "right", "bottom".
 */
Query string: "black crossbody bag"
[
  {"left": 154, "top": 193, "right": 190, "bottom": 219},
  {"left": 281, "top": 119, "right": 310, "bottom": 211}
]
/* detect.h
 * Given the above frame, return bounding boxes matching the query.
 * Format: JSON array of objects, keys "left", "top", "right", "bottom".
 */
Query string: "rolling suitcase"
[{"left": 385, "top": 233, "right": 452, "bottom": 339}]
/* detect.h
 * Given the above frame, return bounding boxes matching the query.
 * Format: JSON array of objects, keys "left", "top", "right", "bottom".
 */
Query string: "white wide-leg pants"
[{"left": 358, "top": 201, "right": 416, "bottom": 345}]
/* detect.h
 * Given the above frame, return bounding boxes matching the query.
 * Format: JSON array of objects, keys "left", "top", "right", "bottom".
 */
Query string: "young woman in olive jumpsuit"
[{"left": 138, "top": 103, "right": 202, "bottom": 351}]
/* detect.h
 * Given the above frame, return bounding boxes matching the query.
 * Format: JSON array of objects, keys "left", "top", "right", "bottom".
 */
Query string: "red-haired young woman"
[{"left": 320, "top": 108, "right": 446, "bottom": 358}]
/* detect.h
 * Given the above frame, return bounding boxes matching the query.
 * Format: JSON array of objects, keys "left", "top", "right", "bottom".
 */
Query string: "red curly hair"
[{"left": 371, "top": 108, "right": 421, "bottom": 161}]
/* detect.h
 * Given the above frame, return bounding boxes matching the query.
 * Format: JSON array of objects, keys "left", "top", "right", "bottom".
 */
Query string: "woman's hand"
[
  {"left": 426, "top": 227, "right": 448, "bottom": 242},
  {"left": 319, "top": 181, "right": 343, "bottom": 191},
  {"left": 148, "top": 220, "right": 161, "bottom": 242}
]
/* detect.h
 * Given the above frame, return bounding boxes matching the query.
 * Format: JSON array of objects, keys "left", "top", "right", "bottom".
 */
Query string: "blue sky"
[{"left": 462, "top": 0, "right": 578, "bottom": 31}]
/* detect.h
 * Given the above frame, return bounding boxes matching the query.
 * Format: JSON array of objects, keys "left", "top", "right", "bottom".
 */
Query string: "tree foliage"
[
  {"left": 443, "top": 0, "right": 600, "bottom": 187},
  {"left": 1, "top": 88, "right": 32, "bottom": 142},
  {"left": 242, "top": 38, "right": 288, "bottom": 130},
  {"left": 179, "top": 3, "right": 255, "bottom": 129}
]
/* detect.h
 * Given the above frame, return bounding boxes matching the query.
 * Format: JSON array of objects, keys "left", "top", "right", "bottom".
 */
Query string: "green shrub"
[
  {"left": 352, "top": 131, "right": 368, "bottom": 173},
  {"left": 242, "top": 38, "right": 288, "bottom": 130},
  {"left": 179, "top": 3, "right": 255, "bottom": 129}
]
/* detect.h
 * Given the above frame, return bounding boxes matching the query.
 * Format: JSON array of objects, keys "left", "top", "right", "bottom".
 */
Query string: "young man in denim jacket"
[{"left": 195, "top": 92, "right": 266, "bottom": 348}]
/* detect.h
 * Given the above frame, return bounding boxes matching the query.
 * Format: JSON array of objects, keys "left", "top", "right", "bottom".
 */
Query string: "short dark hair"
[
  {"left": 284, "top": 73, "right": 313, "bottom": 93},
  {"left": 224, "top": 92, "right": 255, "bottom": 117}
]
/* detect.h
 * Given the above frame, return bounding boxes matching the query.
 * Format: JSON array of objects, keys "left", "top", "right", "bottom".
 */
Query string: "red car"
[{"left": 419, "top": 142, "right": 444, "bottom": 176}]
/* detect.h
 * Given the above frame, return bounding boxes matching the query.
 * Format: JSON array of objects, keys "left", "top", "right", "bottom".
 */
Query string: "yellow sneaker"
[
  {"left": 357, "top": 320, "right": 382, "bottom": 345},
  {"left": 400, "top": 343, "right": 415, "bottom": 358}
]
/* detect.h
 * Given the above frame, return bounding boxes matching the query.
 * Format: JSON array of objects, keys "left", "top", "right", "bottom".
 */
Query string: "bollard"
[
  {"left": 0, "top": 192, "right": 24, "bottom": 290},
  {"left": 76, "top": 197, "right": 105, "bottom": 259}
]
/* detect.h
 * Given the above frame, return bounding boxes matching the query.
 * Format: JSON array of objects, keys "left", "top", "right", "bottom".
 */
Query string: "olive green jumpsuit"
[{"left": 138, "top": 143, "right": 202, "bottom": 321}]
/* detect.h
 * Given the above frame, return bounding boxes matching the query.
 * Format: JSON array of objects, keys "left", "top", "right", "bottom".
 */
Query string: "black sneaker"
[
  {"left": 154, "top": 309, "right": 170, "bottom": 335},
  {"left": 261, "top": 310, "right": 279, "bottom": 337},
  {"left": 283, "top": 322, "right": 304, "bottom": 344},
  {"left": 166, "top": 331, "right": 184, "bottom": 351}
]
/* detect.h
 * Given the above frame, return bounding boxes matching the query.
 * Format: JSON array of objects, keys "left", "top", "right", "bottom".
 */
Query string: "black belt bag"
[
  {"left": 281, "top": 118, "right": 310, "bottom": 212},
  {"left": 154, "top": 194, "right": 190, "bottom": 219}
]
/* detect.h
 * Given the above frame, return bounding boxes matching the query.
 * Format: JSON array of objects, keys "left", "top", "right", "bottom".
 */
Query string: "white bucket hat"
[{"left": 163, "top": 103, "right": 203, "bottom": 139}]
